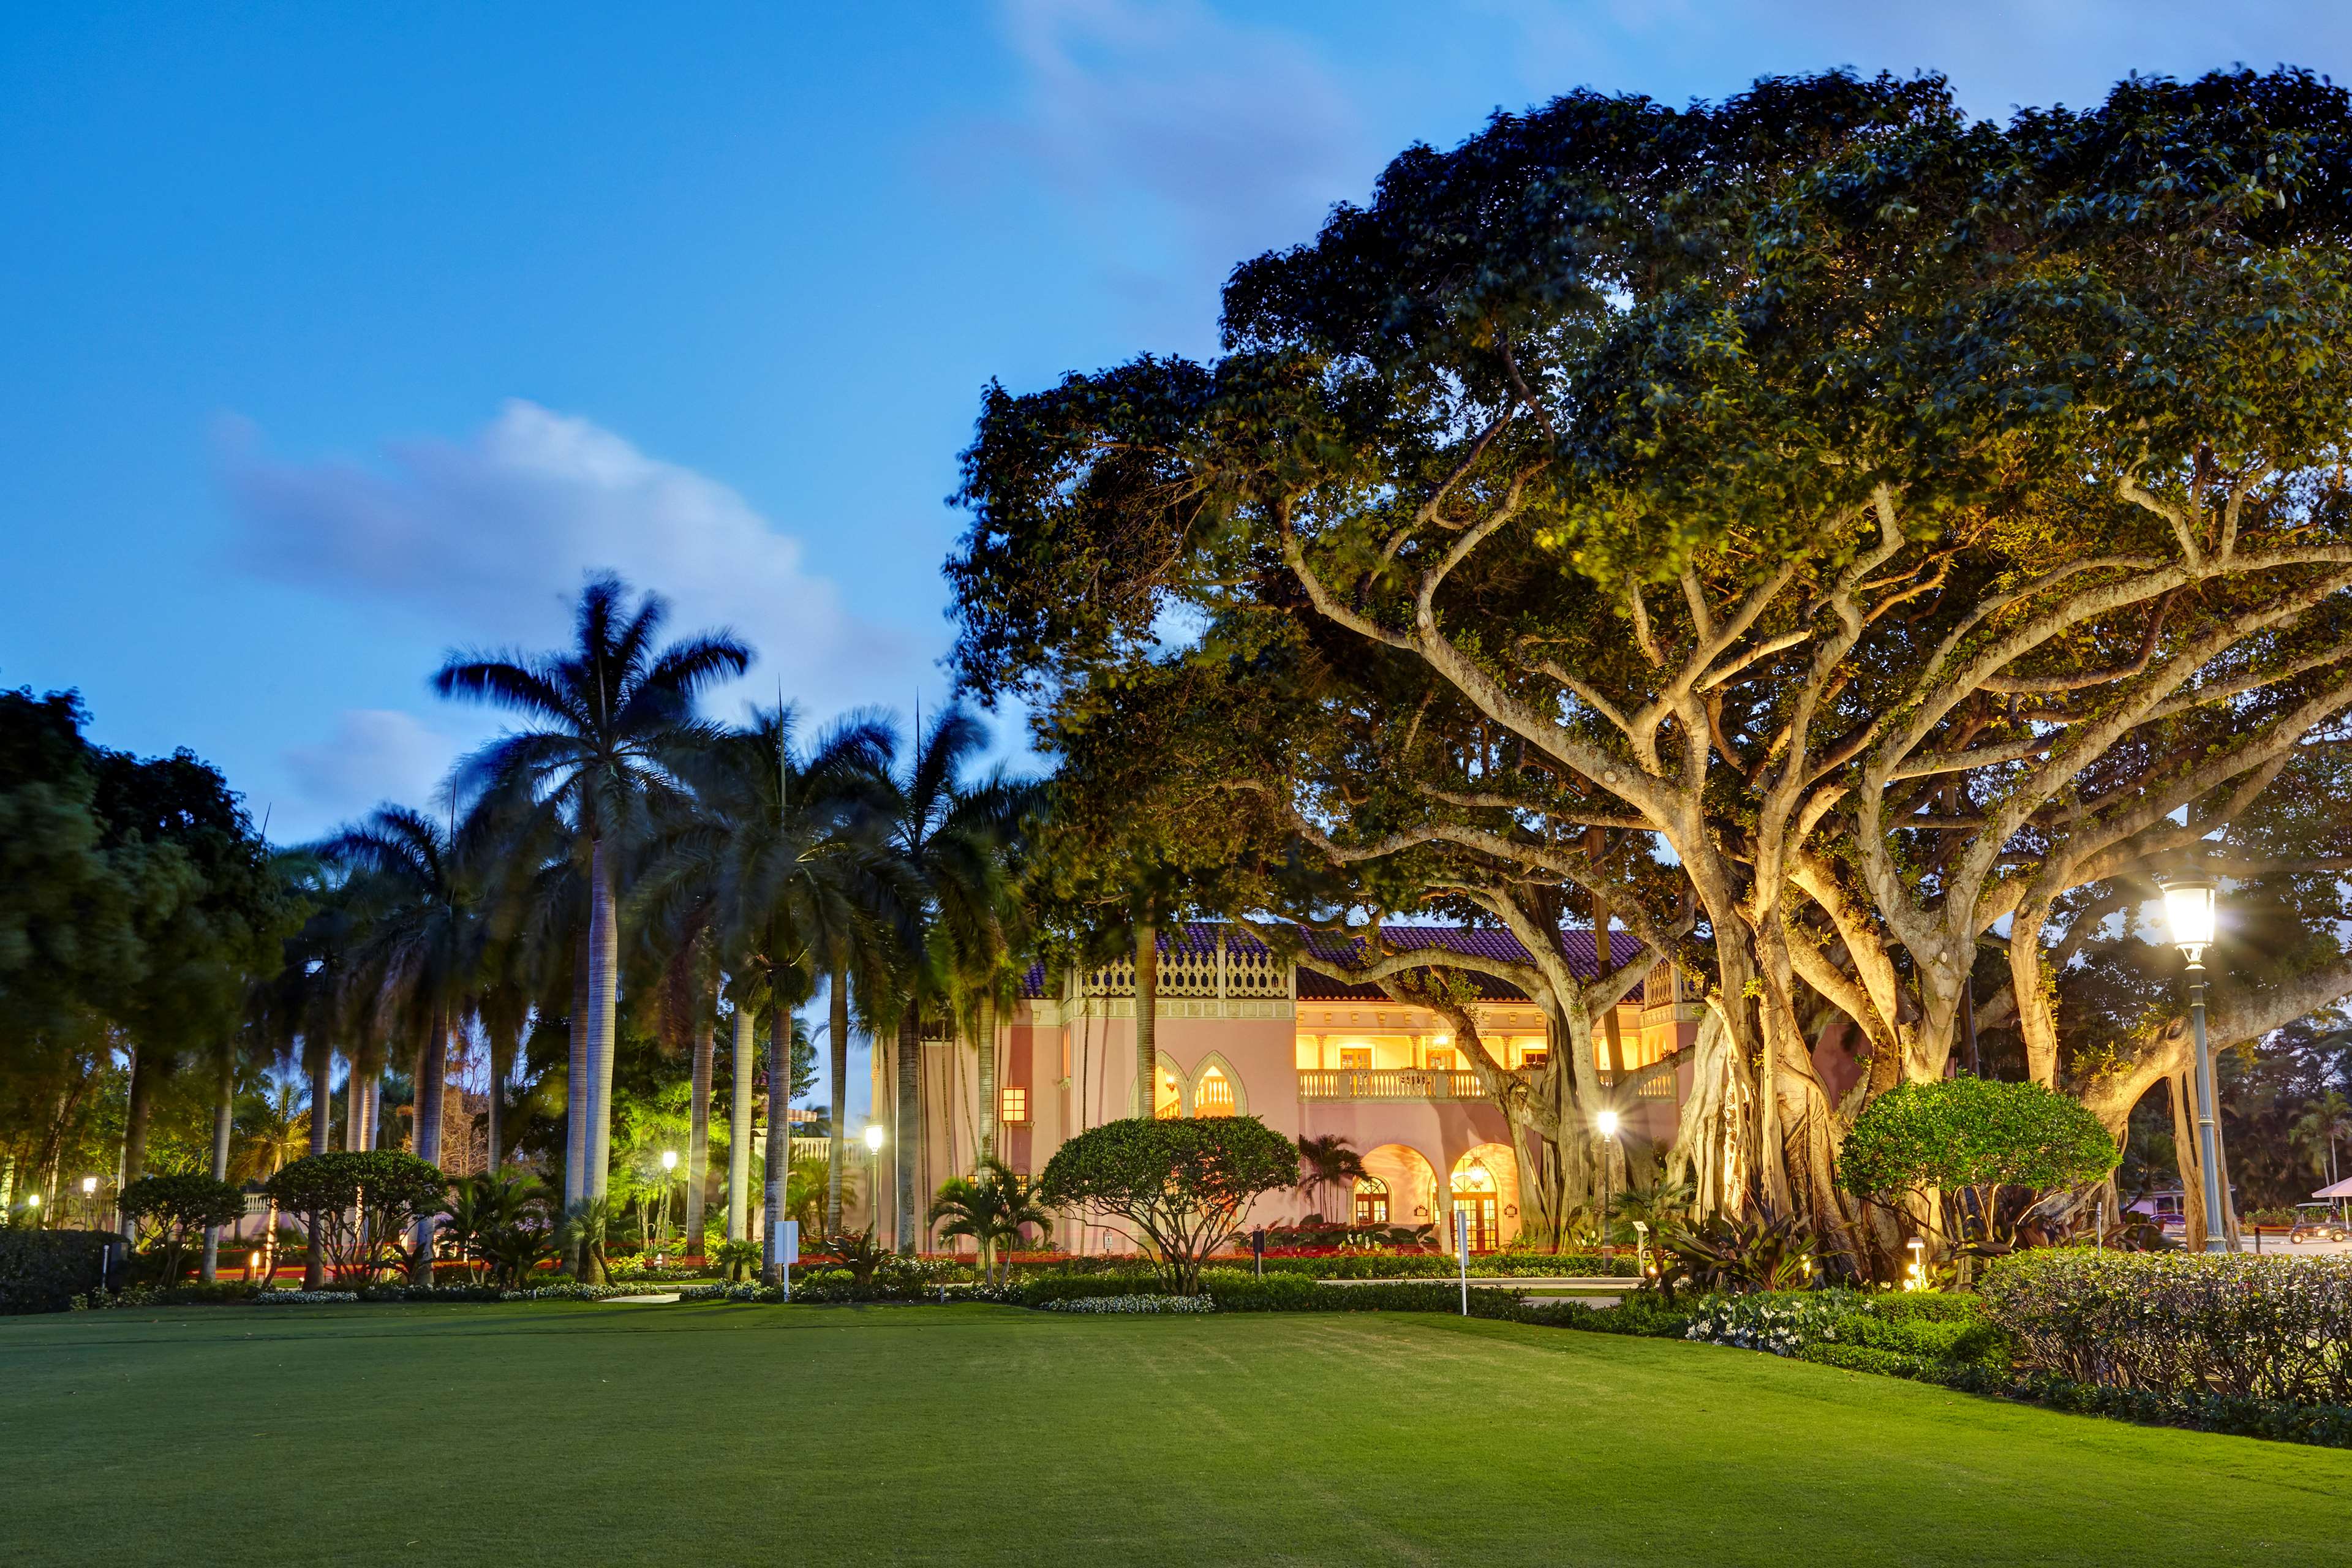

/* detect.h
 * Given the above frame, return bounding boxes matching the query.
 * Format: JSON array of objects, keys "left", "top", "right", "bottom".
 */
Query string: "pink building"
[{"left": 867, "top": 924, "right": 1705, "bottom": 1253}]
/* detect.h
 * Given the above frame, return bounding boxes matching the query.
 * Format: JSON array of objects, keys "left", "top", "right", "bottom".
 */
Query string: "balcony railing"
[
  {"left": 1299, "top": 1066, "right": 1679, "bottom": 1102},
  {"left": 1297, "top": 1068, "right": 1493, "bottom": 1101}
]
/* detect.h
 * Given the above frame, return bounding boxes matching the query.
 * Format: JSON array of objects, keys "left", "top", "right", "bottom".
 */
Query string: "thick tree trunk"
[
  {"left": 976, "top": 991, "right": 998, "bottom": 1165},
  {"left": 2169, "top": 1069, "right": 2244, "bottom": 1253},
  {"left": 122, "top": 1046, "right": 154, "bottom": 1188},
  {"left": 1134, "top": 921, "right": 1159, "bottom": 1117},
  {"left": 728, "top": 1000, "right": 752, "bottom": 1242},
  {"left": 583, "top": 840, "right": 619, "bottom": 1204},
  {"left": 895, "top": 1005, "right": 920, "bottom": 1254},
  {"left": 763, "top": 1001, "right": 789, "bottom": 1286},
  {"left": 687, "top": 987, "right": 714, "bottom": 1257},
  {"left": 410, "top": 1008, "right": 447, "bottom": 1284},
  {"left": 827, "top": 962, "right": 849, "bottom": 1234},
  {"left": 200, "top": 1056, "right": 235, "bottom": 1283},
  {"left": 306, "top": 1047, "right": 333, "bottom": 1289},
  {"left": 565, "top": 924, "right": 590, "bottom": 1208}
]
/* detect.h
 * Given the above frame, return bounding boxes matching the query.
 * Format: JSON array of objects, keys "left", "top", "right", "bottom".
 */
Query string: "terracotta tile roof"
[{"left": 1019, "top": 921, "right": 1632, "bottom": 1001}]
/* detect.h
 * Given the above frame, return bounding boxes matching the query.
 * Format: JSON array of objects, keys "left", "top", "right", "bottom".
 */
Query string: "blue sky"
[{"left": 7, "top": 1, "right": 2348, "bottom": 1109}]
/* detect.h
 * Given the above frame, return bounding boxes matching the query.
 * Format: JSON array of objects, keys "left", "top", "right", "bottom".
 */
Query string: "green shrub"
[
  {"left": 1013, "top": 1272, "right": 1165, "bottom": 1306},
  {"left": 0, "top": 1229, "right": 116, "bottom": 1314},
  {"left": 1039, "top": 1116, "right": 1298, "bottom": 1294},
  {"left": 1980, "top": 1248, "right": 2352, "bottom": 1405},
  {"left": 1795, "top": 1342, "right": 1950, "bottom": 1380},
  {"left": 1550, "top": 1297, "right": 1694, "bottom": 1337}
]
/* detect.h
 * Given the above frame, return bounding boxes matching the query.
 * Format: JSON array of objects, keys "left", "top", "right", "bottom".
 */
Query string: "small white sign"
[{"left": 772, "top": 1219, "right": 800, "bottom": 1300}]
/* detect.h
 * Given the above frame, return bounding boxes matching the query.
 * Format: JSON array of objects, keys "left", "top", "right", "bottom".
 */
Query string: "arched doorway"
[
  {"left": 1193, "top": 1061, "right": 1237, "bottom": 1117},
  {"left": 1449, "top": 1145, "right": 1520, "bottom": 1251},
  {"left": 1352, "top": 1174, "right": 1389, "bottom": 1226},
  {"left": 1355, "top": 1144, "right": 1441, "bottom": 1236}
]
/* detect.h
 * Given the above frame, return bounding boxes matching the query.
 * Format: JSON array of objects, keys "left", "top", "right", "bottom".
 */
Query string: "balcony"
[
  {"left": 1297, "top": 1068, "right": 1494, "bottom": 1101},
  {"left": 1298, "top": 1066, "right": 1678, "bottom": 1102}
]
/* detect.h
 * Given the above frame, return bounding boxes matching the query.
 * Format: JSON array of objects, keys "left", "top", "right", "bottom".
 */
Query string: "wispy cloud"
[
  {"left": 982, "top": 0, "right": 1370, "bottom": 304},
  {"left": 218, "top": 399, "right": 921, "bottom": 715},
  {"left": 279, "top": 708, "right": 461, "bottom": 829}
]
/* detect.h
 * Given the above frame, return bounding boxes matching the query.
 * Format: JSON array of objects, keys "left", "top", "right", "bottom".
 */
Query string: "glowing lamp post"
[
  {"left": 80, "top": 1175, "right": 97, "bottom": 1230},
  {"left": 2158, "top": 873, "right": 2231, "bottom": 1253},
  {"left": 1596, "top": 1108, "right": 1621, "bottom": 1264},
  {"left": 659, "top": 1149, "right": 679, "bottom": 1251}
]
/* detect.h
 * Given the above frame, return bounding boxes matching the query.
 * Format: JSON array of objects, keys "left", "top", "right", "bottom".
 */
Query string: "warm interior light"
[
  {"left": 864, "top": 1124, "right": 885, "bottom": 1152},
  {"left": 2160, "top": 875, "right": 2218, "bottom": 959},
  {"left": 1596, "top": 1109, "right": 1621, "bottom": 1138}
]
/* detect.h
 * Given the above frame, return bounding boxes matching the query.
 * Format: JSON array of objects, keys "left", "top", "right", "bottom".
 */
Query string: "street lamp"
[
  {"left": 80, "top": 1175, "right": 97, "bottom": 1230},
  {"left": 660, "top": 1150, "right": 679, "bottom": 1248},
  {"left": 23, "top": 1191, "right": 40, "bottom": 1229},
  {"left": 1596, "top": 1108, "right": 1621, "bottom": 1263},
  {"left": 2158, "top": 872, "right": 2230, "bottom": 1254}
]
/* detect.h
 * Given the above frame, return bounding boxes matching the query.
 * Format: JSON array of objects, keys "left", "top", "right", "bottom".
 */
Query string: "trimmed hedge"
[
  {"left": 1981, "top": 1248, "right": 2352, "bottom": 1405},
  {"left": 1, "top": 1229, "right": 118, "bottom": 1314}
]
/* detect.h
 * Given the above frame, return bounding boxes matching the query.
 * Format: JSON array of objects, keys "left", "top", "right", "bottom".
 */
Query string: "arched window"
[
  {"left": 1352, "top": 1175, "right": 1390, "bottom": 1226},
  {"left": 1194, "top": 1066, "right": 1235, "bottom": 1117},
  {"left": 1155, "top": 1067, "right": 1183, "bottom": 1119}
]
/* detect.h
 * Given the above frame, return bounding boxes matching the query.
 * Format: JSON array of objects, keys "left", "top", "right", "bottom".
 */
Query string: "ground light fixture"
[{"left": 2158, "top": 871, "right": 2231, "bottom": 1254}]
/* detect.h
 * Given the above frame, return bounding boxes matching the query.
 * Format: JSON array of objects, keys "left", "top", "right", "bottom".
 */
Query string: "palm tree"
[
  {"left": 927, "top": 1158, "right": 1052, "bottom": 1286},
  {"left": 231, "top": 1071, "right": 309, "bottom": 1278},
  {"left": 320, "top": 804, "right": 482, "bottom": 1281},
  {"left": 1295, "top": 1133, "right": 1369, "bottom": 1223},
  {"left": 255, "top": 857, "right": 361, "bottom": 1287},
  {"left": 434, "top": 573, "right": 750, "bottom": 1213},
  {"left": 2293, "top": 1091, "right": 2352, "bottom": 1192},
  {"left": 643, "top": 704, "right": 897, "bottom": 1282},
  {"left": 876, "top": 704, "right": 1033, "bottom": 1253}
]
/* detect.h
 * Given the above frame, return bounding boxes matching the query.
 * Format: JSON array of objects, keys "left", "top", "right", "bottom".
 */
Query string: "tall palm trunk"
[
  {"left": 976, "top": 991, "right": 998, "bottom": 1164},
  {"left": 1134, "top": 921, "right": 1159, "bottom": 1118},
  {"left": 895, "top": 1004, "right": 920, "bottom": 1254},
  {"left": 346, "top": 1066, "right": 365, "bottom": 1153},
  {"left": 410, "top": 1008, "right": 448, "bottom": 1284},
  {"left": 306, "top": 1046, "right": 333, "bottom": 1288},
  {"left": 122, "top": 1046, "right": 154, "bottom": 1188},
  {"left": 826, "top": 962, "right": 849, "bottom": 1234},
  {"left": 763, "top": 995, "right": 790, "bottom": 1286},
  {"left": 584, "top": 839, "right": 620, "bottom": 1204},
  {"left": 728, "top": 1000, "right": 752, "bottom": 1242},
  {"left": 565, "top": 924, "right": 590, "bottom": 1207},
  {"left": 687, "top": 984, "right": 714, "bottom": 1256},
  {"left": 306, "top": 1048, "right": 334, "bottom": 1278},
  {"left": 200, "top": 1054, "right": 235, "bottom": 1283}
]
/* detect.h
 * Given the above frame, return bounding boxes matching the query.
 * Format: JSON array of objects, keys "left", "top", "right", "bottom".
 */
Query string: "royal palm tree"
[
  {"left": 876, "top": 705, "right": 1032, "bottom": 1254},
  {"left": 321, "top": 803, "right": 483, "bottom": 1281},
  {"left": 434, "top": 573, "right": 750, "bottom": 1213},
  {"left": 230, "top": 1070, "right": 309, "bottom": 1278},
  {"left": 256, "top": 859, "right": 361, "bottom": 1287},
  {"left": 644, "top": 705, "right": 897, "bottom": 1281}
]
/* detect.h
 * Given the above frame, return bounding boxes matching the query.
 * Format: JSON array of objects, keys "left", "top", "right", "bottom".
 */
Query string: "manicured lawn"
[{"left": 6, "top": 1303, "right": 2347, "bottom": 1566}]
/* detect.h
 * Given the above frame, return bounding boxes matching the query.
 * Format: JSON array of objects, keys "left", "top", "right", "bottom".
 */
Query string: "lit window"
[
  {"left": 1155, "top": 1071, "right": 1182, "bottom": 1118},
  {"left": 1520, "top": 1047, "right": 1549, "bottom": 1069},
  {"left": 1000, "top": 1087, "right": 1027, "bottom": 1124},
  {"left": 1353, "top": 1177, "right": 1390, "bottom": 1226},
  {"left": 1195, "top": 1068, "right": 1234, "bottom": 1117},
  {"left": 1337, "top": 1047, "right": 1372, "bottom": 1071},
  {"left": 1425, "top": 1048, "right": 1457, "bottom": 1071}
]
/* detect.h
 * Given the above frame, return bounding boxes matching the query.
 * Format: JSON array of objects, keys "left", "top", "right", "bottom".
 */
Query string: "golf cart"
[{"left": 2288, "top": 1202, "right": 2351, "bottom": 1243}]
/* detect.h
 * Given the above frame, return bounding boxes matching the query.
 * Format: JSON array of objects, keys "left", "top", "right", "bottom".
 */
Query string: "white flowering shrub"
[
  {"left": 1041, "top": 1294, "right": 1216, "bottom": 1314},
  {"left": 1683, "top": 1294, "right": 1841, "bottom": 1356}
]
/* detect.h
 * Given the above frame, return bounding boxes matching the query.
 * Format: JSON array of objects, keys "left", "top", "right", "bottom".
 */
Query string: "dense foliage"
[
  {"left": 0, "top": 1229, "right": 115, "bottom": 1314},
  {"left": 1839, "top": 1079, "right": 2119, "bottom": 1251},
  {"left": 119, "top": 1173, "right": 247, "bottom": 1283},
  {"left": 947, "top": 66, "right": 2352, "bottom": 1271},
  {"left": 1038, "top": 1115, "right": 1298, "bottom": 1292},
  {"left": 1980, "top": 1248, "right": 2352, "bottom": 1405},
  {"left": 262, "top": 1152, "right": 448, "bottom": 1283}
]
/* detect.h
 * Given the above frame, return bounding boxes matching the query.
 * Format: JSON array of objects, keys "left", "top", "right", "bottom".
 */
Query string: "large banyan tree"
[{"left": 947, "top": 69, "right": 2352, "bottom": 1271}]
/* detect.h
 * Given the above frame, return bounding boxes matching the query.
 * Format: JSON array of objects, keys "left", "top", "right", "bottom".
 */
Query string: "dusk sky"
[
  {"left": 8, "top": 2, "right": 2350, "bottom": 1112},
  {"left": 7, "top": 2, "right": 2348, "bottom": 843}
]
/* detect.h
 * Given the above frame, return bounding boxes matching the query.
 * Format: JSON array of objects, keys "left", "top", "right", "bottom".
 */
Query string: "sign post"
[
  {"left": 1455, "top": 1208, "right": 1470, "bottom": 1317},
  {"left": 772, "top": 1219, "right": 800, "bottom": 1301}
]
